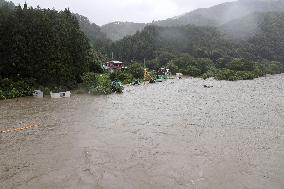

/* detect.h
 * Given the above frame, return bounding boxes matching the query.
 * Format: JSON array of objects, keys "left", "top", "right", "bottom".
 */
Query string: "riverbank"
[{"left": 0, "top": 74, "right": 283, "bottom": 188}]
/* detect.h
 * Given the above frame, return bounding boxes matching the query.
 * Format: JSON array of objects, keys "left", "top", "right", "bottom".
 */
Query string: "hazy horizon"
[{"left": 10, "top": 0, "right": 237, "bottom": 25}]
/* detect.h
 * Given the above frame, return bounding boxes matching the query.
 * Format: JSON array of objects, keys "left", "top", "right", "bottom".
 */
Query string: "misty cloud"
[{"left": 11, "top": 0, "right": 236, "bottom": 25}]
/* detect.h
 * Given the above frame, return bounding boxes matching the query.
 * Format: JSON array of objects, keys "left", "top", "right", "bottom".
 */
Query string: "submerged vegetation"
[{"left": 0, "top": 0, "right": 283, "bottom": 99}]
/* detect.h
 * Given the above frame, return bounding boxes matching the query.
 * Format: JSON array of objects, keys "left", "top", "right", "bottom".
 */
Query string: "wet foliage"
[
  {"left": 82, "top": 73, "right": 112, "bottom": 95},
  {"left": 0, "top": 78, "right": 34, "bottom": 99},
  {"left": 1, "top": 1, "right": 283, "bottom": 99},
  {"left": 0, "top": 3, "right": 106, "bottom": 99},
  {"left": 110, "top": 12, "right": 284, "bottom": 80}
]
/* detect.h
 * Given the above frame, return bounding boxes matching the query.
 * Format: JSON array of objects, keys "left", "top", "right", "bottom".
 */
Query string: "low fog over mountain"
[{"left": 102, "top": 0, "right": 284, "bottom": 41}]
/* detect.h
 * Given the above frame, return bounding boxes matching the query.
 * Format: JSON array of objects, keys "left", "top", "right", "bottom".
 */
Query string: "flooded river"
[{"left": 1, "top": 75, "right": 284, "bottom": 189}]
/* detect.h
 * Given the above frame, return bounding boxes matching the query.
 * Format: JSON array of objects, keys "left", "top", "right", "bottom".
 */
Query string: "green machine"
[{"left": 111, "top": 80, "right": 124, "bottom": 93}]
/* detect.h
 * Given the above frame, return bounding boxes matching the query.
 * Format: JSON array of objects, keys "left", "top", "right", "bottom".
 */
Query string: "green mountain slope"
[
  {"left": 154, "top": 0, "right": 284, "bottom": 27},
  {"left": 111, "top": 11, "right": 284, "bottom": 64},
  {"left": 239, "top": 12, "right": 284, "bottom": 62},
  {"left": 101, "top": 21, "right": 146, "bottom": 41},
  {"left": 111, "top": 25, "right": 230, "bottom": 62},
  {"left": 74, "top": 14, "right": 111, "bottom": 51},
  {"left": 100, "top": 0, "right": 284, "bottom": 41}
]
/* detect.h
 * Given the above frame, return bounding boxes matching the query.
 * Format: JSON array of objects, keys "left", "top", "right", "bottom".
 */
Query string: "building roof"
[{"left": 107, "top": 60, "right": 123, "bottom": 64}]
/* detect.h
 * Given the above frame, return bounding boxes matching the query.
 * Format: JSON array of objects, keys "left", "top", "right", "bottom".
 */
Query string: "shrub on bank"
[
  {"left": 81, "top": 72, "right": 97, "bottom": 89},
  {"left": 203, "top": 69, "right": 260, "bottom": 81},
  {"left": 93, "top": 74, "right": 112, "bottom": 95},
  {"left": 126, "top": 63, "right": 144, "bottom": 79},
  {"left": 0, "top": 78, "right": 34, "bottom": 100},
  {"left": 110, "top": 71, "right": 133, "bottom": 84},
  {"left": 82, "top": 73, "right": 112, "bottom": 95},
  {"left": 202, "top": 59, "right": 283, "bottom": 81}
]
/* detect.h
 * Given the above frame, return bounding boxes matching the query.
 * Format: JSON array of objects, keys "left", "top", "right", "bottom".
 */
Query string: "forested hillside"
[
  {"left": 110, "top": 11, "right": 284, "bottom": 80},
  {"left": 99, "top": 0, "right": 284, "bottom": 41},
  {"left": 154, "top": 0, "right": 284, "bottom": 27},
  {"left": 75, "top": 14, "right": 111, "bottom": 51},
  {"left": 111, "top": 25, "right": 231, "bottom": 62},
  {"left": 101, "top": 22, "right": 146, "bottom": 41},
  {"left": 238, "top": 12, "right": 284, "bottom": 63},
  {"left": 0, "top": 0, "right": 283, "bottom": 100},
  {"left": 111, "top": 11, "right": 284, "bottom": 63},
  {"left": 0, "top": 3, "right": 106, "bottom": 99}
]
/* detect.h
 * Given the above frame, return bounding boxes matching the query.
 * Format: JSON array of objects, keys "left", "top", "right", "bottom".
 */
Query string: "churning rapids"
[{"left": 1, "top": 74, "right": 284, "bottom": 189}]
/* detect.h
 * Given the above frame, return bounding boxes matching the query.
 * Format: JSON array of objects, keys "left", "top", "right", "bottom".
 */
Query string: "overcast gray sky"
[{"left": 11, "top": 0, "right": 236, "bottom": 25}]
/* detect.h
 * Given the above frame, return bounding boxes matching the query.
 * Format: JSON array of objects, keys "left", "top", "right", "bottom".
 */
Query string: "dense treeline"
[
  {"left": 0, "top": 4, "right": 105, "bottom": 99},
  {"left": 75, "top": 14, "right": 111, "bottom": 52},
  {"left": 0, "top": 6, "right": 90, "bottom": 85},
  {"left": 110, "top": 12, "right": 284, "bottom": 80},
  {"left": 0, "top": 1, "right": 283, "bottom": 99},
  {"left": 238, "top": 12, "right": 284, "bottom": 63},
  {"left": 111, "top": 25, "right": 232, "bottom": 63}
]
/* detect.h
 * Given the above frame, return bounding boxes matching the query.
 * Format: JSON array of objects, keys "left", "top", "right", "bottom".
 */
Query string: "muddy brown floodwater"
[{"left": 1, "top": 75, "right": 284, "bottom": 189}]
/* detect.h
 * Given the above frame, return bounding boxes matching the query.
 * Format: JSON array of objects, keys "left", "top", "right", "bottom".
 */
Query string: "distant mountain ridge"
[
  {"left": 2, "top": 0, "right": 283, "bottom": 43},
  {"left": 101, "top": 0, "right": 284, "bottom": 41},
  {"left": 74, "top": 14, "right": 111, "bottom": 50},
  {"left": 154, "top": 0, "right": 284, "bottom": 27},
  {"left": 220, "top": 12, "right": 263, "bottom": 40},
  {"left": 101, "top": 22, "right": 146, "bottom": 41}
]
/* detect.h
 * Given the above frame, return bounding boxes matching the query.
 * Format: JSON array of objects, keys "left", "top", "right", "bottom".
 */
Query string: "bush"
[
  {"left": 0, "top": 78, "right": 34, "bottom": 99},
  {"left": 81, "top": 72, "right": 97, "bottom": 89},
  {"left": 203, "top": 69, "right": 259, "bottom": 81},
  {"left": 261, "top": 61, "right": 284, "bottom": 75},
  {"left": 202, "top": 58, "right": 283, "bottom": 81},
  {"left": 0, "top": 90, "right": 5, "bottom": 100},
  {"left": 127, "top": 63, "right": 144, "bottom": 79},
  {"left": 185, "top": 66, "right": 202, "bottom": 77},
  {"left": 110, "top": 71, "right": 133, "bottom": 84},
  {"left": 92, "top": 74, "right": 112, "bottom": 95},
  {"left": 226, "top": 59, "right": 255, "bottom": 72}
]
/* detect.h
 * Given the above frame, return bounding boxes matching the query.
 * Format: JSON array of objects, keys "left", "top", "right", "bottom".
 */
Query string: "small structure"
[
  {"left": 50, "top": 91, "right": 71, "bottom": 99},
  {"left": 176, "top": 73, "right": 183, "bottom": 79},
  {"left": 104, "top": 60, "right": 125, "bottom": 72},
  {"left": 33, "top": 90, "right": 43, "bottom": 98},
  {"left": 157, "top": 68, "right": 166, "bottom": 75},
  {"left": 165, "top": 69, "right": 174, "bottom": 79}
]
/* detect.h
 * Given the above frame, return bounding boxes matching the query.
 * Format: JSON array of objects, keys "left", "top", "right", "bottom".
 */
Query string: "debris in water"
[
  {"left": 203, "top": 85, "right": 213, "bottom": 88},
  {"left": 0, "top": 124, "right": 39, "bottom": 134},
  {"left": 33, "top": 90, "right": 44, "bottom": 98}
]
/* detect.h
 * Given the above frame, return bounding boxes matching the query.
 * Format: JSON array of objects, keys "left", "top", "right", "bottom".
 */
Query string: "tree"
[
  {"left": 127, "top": 63, "right": 144, "bottom": 79},
  {"left": 0, "top": 5, "right": 91, "bottom": 88}
]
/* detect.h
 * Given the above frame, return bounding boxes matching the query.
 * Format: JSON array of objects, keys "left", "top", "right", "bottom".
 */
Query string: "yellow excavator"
[{"left": 144, "top": 68, "right": 155, "bottom": 83}]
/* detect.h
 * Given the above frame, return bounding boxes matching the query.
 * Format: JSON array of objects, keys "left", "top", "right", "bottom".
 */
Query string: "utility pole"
[
  {"left": 144, "top": 58, "right": 146, "bottom": 68},
  {"left": 111, "top": 52, "right": 114, "bottom": 60}
]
